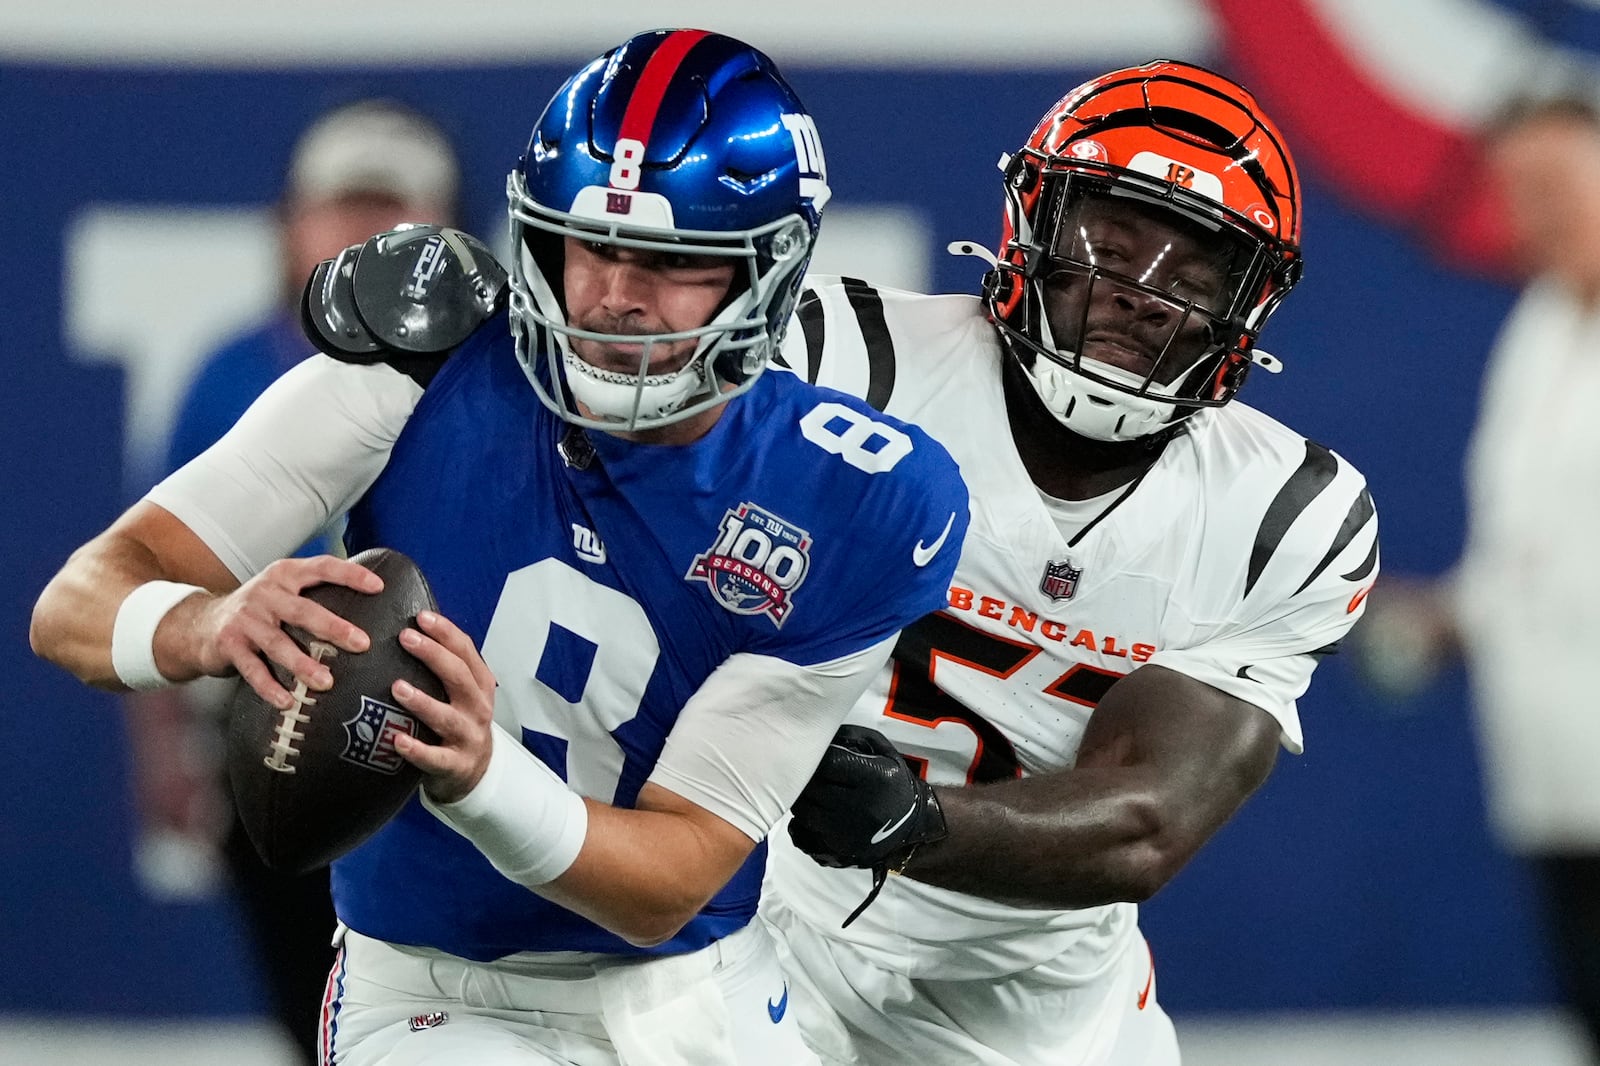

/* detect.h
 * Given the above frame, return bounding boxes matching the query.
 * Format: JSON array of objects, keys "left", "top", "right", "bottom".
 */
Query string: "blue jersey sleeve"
[{"left": 741, "top": 386, "right": 969, "bottom": 666}]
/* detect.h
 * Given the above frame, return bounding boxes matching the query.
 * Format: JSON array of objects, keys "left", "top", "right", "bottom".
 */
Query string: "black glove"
[{"left": 788, "top": 725, "right": 947, "bottom": 926}]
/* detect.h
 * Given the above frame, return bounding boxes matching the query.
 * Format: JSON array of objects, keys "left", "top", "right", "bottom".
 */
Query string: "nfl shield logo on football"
[
  {"left": 687, "top": 502, "right": 812, "bottom": 627},
  {"left": 1040, "top": 558, "right": 1083, "bottom": 602},
  {"left": 340, "top": 696, "right": 421, "bottom": 775}
]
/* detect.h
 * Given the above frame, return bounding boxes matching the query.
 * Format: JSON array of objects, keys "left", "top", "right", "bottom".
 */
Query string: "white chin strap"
[
  {"left": 1023, "top": 307, "right": 1183, "bottom": 443},
  {"left": 562, "top": 346, "right": 706, "bottom": 422},
  {"left": 1021, "top": 357, "right": 1179, "bottom": 442}
]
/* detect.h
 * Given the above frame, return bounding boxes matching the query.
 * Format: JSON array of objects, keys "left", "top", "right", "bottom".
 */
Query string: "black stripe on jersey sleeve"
[
  {"left": 1246, "top": 440, "right": 1339, "bottom": 598},
  {"left": 1341, "top": 536, "right": 1379, "bottom": 583},
  {"left": 794, "top": 288, "right": 825, "bottom": 383},
  {"left": 840, "top": 277, "right": 896, "bottom": 412},
  {"left": 1292, "top": 487, "right": 1376, "bottom": 595}
]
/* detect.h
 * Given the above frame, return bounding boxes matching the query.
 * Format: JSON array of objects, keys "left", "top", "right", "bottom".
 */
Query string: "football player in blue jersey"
[{"left": 31, "top": 29, "right": 968, "bottom": 1066}]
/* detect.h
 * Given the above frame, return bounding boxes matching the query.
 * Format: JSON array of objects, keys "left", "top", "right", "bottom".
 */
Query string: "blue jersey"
[{"left": 332, "top": 315, "right": 968, "bottom": 960}]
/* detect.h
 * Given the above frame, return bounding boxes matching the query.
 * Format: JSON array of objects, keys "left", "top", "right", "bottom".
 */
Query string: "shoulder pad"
[{"left": 300, "top": 224, "right": 508, "bottom": 368}]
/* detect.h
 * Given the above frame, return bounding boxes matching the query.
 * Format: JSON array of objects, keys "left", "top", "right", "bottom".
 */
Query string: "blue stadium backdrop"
[{"left": 5, "top": 0, "right": 1578, "bottom": 1021}]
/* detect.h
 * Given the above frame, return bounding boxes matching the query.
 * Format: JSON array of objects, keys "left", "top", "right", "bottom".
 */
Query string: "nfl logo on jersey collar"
[
  {"left": 1040, "top": 558, "right": 1083, "bottom": 602},
  {"left": 687, "top": 502, "right": 812, "bottom": 626}
]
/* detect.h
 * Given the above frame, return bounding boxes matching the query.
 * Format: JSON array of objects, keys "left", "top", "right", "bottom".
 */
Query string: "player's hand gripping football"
[
  {"left": 386, "top": 610, "right": 497, "bottom": 804},
  {"left": 791, "top": 723, "right": 947, "bottom": 858},
  {"left": 192, "top": 555, "right": 381, "bottom": 709}
]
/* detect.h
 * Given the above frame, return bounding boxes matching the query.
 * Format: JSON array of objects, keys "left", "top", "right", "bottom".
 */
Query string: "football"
[{"left": 225, "top": 547, "right": 445, "bottom": 874}]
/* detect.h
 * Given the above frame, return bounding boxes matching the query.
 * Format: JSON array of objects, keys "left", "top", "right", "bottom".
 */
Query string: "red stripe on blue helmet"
[{"left": 615, "top": 29, "right": 712, "bottom": 162}]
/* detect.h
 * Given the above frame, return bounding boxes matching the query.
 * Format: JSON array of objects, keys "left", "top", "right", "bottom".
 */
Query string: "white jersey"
[{"left": 766, "top": 278, "right": 1378, "bottom": 981}]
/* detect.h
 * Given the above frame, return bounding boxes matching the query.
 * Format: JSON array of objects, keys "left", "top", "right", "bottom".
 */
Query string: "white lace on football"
[{"left": 263, "top": 641, "right": 335, "bottom": 774}]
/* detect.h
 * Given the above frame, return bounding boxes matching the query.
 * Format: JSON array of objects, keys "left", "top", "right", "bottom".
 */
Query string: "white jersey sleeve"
[
  {"left": 144, "top": 355, "right": 424, "bottom": 581},
  {"left": 648, "top": 636, "right": 897, "bottom": 841},
  {"left": 1147, "top": 425, "right": 1378, "bottom": 754},
  {"left": 780, "top": 275, "right": 981, "bottom": 412}
]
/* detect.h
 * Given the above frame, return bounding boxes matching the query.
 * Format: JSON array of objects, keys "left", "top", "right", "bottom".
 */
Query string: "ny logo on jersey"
[
  {"left": 572, "top": 523, "right": 607, "bottom": 564},
  {"left": 341, "top": 696, "right": 422, "bottom": 775},
  {"left": 687, "top": 502, "right": 812, "bottom": 626},
  {"left": 1040, "top": 558, "right": 1083, "bottom": 602}
]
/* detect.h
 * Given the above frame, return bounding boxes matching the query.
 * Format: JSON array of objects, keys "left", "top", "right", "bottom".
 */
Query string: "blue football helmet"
[{"left": 508, "top": 29, "right": 830, "bottom": 431}]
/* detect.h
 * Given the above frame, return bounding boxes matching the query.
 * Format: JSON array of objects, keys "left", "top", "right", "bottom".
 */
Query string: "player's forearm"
[
  {"left": 426, "top": 736, "right": 748, "bottom": 948},
  {"left": 33, "top": 504, "right": 238, "bottom": 688},
  {"left": 902, "top": 766, "right": 1193, "bottom": 909},
  {"left": 540, "top": 800, "right": 745, "bottom": 948},
  {"left": 31, "top": 533, "right": 170, "bottom": 687}
]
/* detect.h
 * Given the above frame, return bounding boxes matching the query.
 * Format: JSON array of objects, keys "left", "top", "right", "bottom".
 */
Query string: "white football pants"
[
  {"left": 762, "top": 892, "right": 1180, "bottom": 1066},
  {"left": 319, "top": 921, "right": 819, "bottom": 1066}
]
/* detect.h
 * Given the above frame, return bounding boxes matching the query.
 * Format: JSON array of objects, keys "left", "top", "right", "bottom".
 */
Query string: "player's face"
[
  {"left": 562, "top": 238, "right": 737, "bottom": 375},
  {"left": 1041, "top": 197, "right": 1234, "bottom": 385}
]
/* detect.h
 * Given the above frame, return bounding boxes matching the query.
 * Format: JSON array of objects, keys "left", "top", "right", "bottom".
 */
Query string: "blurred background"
[{"left": 6, "top": 0, "right": 1597, "bottom": 1063}]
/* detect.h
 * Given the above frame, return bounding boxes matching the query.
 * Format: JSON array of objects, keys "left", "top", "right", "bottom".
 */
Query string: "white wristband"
[
  {"left": 111, "top": 580, "right": 206, "bottom": 690},
  {"left": 422, "top": 723, "right": 589, "bottom": 886}
]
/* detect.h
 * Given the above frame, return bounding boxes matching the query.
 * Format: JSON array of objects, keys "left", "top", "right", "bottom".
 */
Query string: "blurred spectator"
[
  {"left": 1355, "top": 94, "right": 1600, "bottom": 1060},
  {"left": 123, "top": 97, "right": 461, "bottom": 1065}
]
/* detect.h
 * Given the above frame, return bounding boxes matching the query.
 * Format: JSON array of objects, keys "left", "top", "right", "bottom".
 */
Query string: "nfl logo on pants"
[{"left": 1040, "top": 559, "right": 1082, "bottom": 602}]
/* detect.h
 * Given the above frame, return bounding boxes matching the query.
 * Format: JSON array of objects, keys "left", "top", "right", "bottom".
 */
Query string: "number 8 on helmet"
[{"left": 507, "top": 28, "right": 831, "bottom": 432}]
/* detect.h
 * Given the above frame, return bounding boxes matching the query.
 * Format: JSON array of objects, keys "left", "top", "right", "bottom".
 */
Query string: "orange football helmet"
[{"left": 985, "top": 60, "right": 1303, "bottom": 441}]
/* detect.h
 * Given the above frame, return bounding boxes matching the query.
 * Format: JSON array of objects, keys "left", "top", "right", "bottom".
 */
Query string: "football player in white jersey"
[{"left": 762, "top": 60, "right": 1378, "bottom": 1065}]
